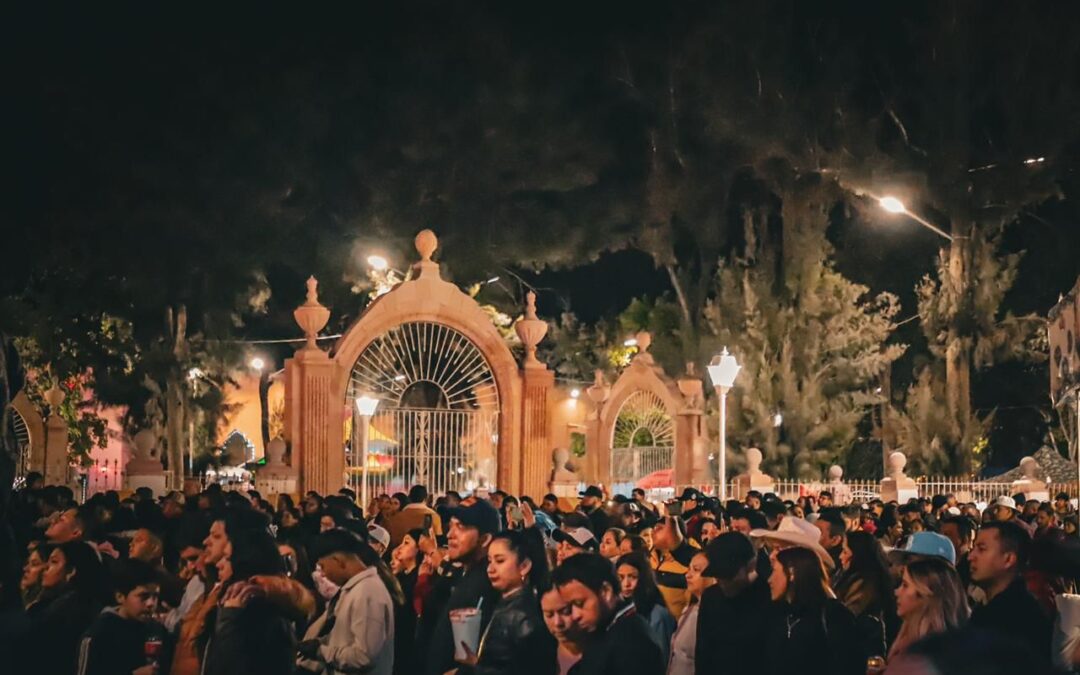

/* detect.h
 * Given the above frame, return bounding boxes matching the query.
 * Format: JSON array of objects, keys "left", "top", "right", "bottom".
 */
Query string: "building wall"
[{"left": 1049, "top": 276, "right": 1080, "bottom": 403}]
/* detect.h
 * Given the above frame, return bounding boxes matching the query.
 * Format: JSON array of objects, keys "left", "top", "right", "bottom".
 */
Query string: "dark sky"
[{"left": 7, "top": 3, "right": 1080, "bottom": 469}]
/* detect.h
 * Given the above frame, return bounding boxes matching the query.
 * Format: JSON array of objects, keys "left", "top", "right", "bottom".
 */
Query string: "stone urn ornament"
[
  {"left": 735, "top": 447, "right": 775, "bottom": 497},
  {"left": 881, "top": 451, "right": 918, "bottom": 503},
  {"left": 1012, "top": 455, "right": 1049, "bottom": 502},
  {"left": 827, "top": 464, "right": 852, "bottom": 505},
  {"left": 293, "top": 276, "right": 331, "bottom": 350},
  {"left": 515, "top": 291, "right": 549, "bottom": 369}
]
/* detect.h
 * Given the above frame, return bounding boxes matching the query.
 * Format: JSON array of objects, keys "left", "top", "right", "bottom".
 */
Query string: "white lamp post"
[
  {"left": 707, "top": 347, "right": 741, "bottom": 500},
  {"left": 355, "top": 394, "right": 381, "bottom": 508}
]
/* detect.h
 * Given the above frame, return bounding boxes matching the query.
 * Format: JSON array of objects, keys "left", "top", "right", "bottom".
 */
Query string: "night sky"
[{"left": 6, "top": 3, "right": 1080, "bottom": 470}]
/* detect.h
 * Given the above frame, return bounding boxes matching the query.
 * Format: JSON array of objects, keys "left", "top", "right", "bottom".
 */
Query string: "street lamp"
[
  {"left": 707, "top": 347, "right": 741, "bottom": 500},
  {"left": 877, "top": 195, "right": 953, "bottom": 241},
  {"left": 367, "top": 255, "right": 389, "bottom": 271},
  {"left": 249, "top": 356, "right": 266, "bottom": 372},
  {"left": 355, "top": 394, "right": 381, "bottom": 508}
]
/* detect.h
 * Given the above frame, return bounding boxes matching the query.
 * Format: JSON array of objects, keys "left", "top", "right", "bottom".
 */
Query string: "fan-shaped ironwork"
[
  {"left": 612, "top": 391, "right": 674, "bottom": 449},
  {"left": 347, "top": 322, "right": 499, "bottom": 411}
]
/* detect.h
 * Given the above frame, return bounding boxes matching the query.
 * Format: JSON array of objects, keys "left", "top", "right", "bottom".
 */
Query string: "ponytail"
[{"left": 491, "top": 527, "right": 550, "bottom": 591}]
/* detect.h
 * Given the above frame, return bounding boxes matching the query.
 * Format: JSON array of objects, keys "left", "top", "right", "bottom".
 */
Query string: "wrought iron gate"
[
  {"left": 346, "top": 322, "right": 500, "bottom": 497},
  {"left": 610, "top": 390, "right": 674, "bottom": 495}
]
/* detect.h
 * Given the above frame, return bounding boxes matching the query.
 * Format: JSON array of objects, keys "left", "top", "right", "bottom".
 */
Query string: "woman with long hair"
[
  {"left": 888, "top": 557, "right": 970, "bottom": 661},
  {"left": 666, "top": 550, "right": 715, "bottom": 675},
  {"left": 599, "top": 528, "right": 626, "bottom": 562},
  {"left": 833, "top": 531, "right": 897, "bottom": 658},
  {"left": 203, "top": 529, "right": 297, "bottom": 675},
  {"left": 616, "top": 551, "right": 676, "bottom": 663},
  {"left": 765, "top": 546, "right": 864, "bottom": 675},
  {"left": 453, "top": 527, "right": 556, "bottom": 675},
  {"left": 391, "top": 528, "right": 424, "bottom": 675}
]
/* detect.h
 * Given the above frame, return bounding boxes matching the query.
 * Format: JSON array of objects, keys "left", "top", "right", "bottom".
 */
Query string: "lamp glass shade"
[
  {"left": 355, "top": 394, "right": 381, "bottom": 416},
  {"left": 707, "top": 348, "right": 741, "bottom": 389}
]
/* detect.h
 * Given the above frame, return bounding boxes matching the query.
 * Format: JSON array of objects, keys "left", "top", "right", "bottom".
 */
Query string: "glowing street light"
[
  {"left": 367, "top": 255, "right": 389, "bottom": 271},
  {"left": 355, "top": 393, "right": 381, "bottom": 508},
  {"left": 877, "top": 195, "right": 953, "bottom": 241},
  {"left": 623, "top": 338, "right": 638, "bottom": 347},
  {"left": 707, "top": 347, "right": 741, "bottom": 500},
  {"left": 570, "top": 388, "right": 581, "bottom": 399},
  {"left": 249, "top": 356, "right": 266, "bottom": 372},
  {"left": 879, "top": 196, "right": 906, "bottom": 214}
]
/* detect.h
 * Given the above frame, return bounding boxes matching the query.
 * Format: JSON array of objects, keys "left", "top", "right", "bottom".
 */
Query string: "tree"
[{"left": 701, "top": 174, "right": 904, "bottom": 478}]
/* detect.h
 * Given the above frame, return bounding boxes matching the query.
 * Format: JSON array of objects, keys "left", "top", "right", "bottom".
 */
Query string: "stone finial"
[
  {"left": 828, "top": 465, "right": 843, "bottom": 481},
  {"left": 676, "top": 362, "right": 704, "bottom": 408},
  {"left": 515, "top": 290, "right": 548, "bottom": 370},
  {"left": 133, "top": 429, "right": 157, "bottom": 461},
  {"left": 293, "top": 276, "right": 331, "bottom": 351},
  {"left": 746, "top": 447, "right": 763, "bottom": 473},
  {"left": 636, "top": 331, "right": 652, "bottom": 353},
  {"left": 586, "top": 369, "right": 610, "bottom": 404},
  {"left": 1019, "top": 456, "right": 1039, "bottom": 479},
  {"left": 415, "top": 229, "right": 438, "bottom": 261},
  {"left": 44, "top": 383, "right": 65, "bottom": 412},
  {"left": 266, "top": 437, "right": 287, "bottom": 466},
  {"left": 888, "top": 451, "right": 907, "bottom": 478}
]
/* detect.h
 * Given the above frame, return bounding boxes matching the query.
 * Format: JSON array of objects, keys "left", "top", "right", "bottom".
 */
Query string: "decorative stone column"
[
  {"left": 126, "top": 429, "right": 168, "bottom": 496},
  {"left": 42, "top": 384, "right": 70, "bottom": 486},
  {"left": 584, "top": 370, "right": 610, "bottom": 485},
  {"left": 733, "top": 448, "right": 775, "bottom": 500},
  {"left": 284, "top": 277, "right": 341, "bottom": 496},
  {"left": 675, "top": 363, "right": 708, "bottom": 489},
  {"left": 880, "top": 451, "right": 918, "bottom": 503},
  {"left": 255, "top": 437, "right": 298, "bottom": 498},
  {"left": 515, "top": 291, "right": 553, "bottom": 498}
]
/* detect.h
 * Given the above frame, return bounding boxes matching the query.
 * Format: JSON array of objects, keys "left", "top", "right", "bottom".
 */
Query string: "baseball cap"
[
  {"left": 678, "top": 487, "right": 703, "bottom": 502},
  {"left": 892, "top": 532, "right": 956, "bottom": 565},
  {"left": 366, "top": 524, "right": 391, "bottom": 549},
  {"left": 579, "top": 485, "right": 604, "bottom": 499},
  {"left": 552, "top": 527, "right": 598, "bottom": 550},
  {"left": 446, "top": 499, "right": 502, "bottom": 535}
]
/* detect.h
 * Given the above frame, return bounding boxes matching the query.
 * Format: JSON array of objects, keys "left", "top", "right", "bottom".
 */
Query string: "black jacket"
[
  {"left": 426, "top": 560, "right": 501, "bottom": 675},
  {"left": 763, "top": 599, "right": 864, "bottom": 675},
  {"left": 202, "top": 596, "right": 295, "bottom": 675},
  {"left": 694, "top": 572, "right": 772, "bottom": 675},
  {"left": 470, "top": 586, "right": 557, "bottom": 675},
  {"left": 969, "top": 577, "right": 1052, "bottom": 664},
  {"left": 77, "top": 608, "right": 170, "bottom": 675},
  {"left": 394, "top": 568, "right": 419, "bottom": 675},
  {"left": 569, "top": 602, "right": 663, "bottom": 675},
  {"left": 0, "top": 589, "right": 102, "bottom": 675},
  {"left": 584, "top": 506, "right": 612, "bottom": 537}
]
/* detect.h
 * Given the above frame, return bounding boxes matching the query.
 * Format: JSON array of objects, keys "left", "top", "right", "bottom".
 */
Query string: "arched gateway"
[{"left": 283, "top": 230, "right": 554, "bottom": 498}]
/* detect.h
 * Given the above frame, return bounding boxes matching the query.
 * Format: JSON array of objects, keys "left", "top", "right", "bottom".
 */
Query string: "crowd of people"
[{"left": 2, "top": 470, "right": 1080, "bottom": 675}]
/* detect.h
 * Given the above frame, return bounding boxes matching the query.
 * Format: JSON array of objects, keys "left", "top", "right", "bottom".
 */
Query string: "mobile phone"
[
  {"left": 423, "top": 514, "right": 433, "bottom": 532},
  {"left": 667, "top": 501, "right": 683, "bottom": 516},
  {"left": 508, "top": 505, "right": 523, "bottom": 524}
]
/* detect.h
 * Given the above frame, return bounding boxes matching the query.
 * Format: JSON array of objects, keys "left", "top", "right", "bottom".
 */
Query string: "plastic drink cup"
[
  {"left": 449, "top": 607, "right": 482, "bottom": 660},
  {"left": 144, "top": 637, "right": 163, "bottom": 666}
]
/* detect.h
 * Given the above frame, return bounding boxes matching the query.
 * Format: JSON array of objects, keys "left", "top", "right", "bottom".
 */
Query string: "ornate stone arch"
[
  {"left": 7, "top": 390, "right": 45, "bottom": 480},
  {"left": 593, "top": 333, "right": 708, "bottom": 493},
  {"left": 330, "top": 232, "right": 521, "bottom": 491},
  {"left": 284, "top": 230, "right": 524, "bottom": 496}
]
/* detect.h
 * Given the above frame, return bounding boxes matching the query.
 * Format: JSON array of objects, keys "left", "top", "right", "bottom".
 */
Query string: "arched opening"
[
  {"left": 610, "top": 390, "right": 675, "bottom": 497},
  {"left": 6, "top": 405, "right": 32, "bottom": 486},
  {"left": 346, "top": 321, "right": 501, "bottom": 497}
]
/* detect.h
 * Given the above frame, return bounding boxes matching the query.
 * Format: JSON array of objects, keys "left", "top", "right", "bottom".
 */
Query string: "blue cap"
[{"left": 897, "top": 532, "right": 956, "bottom": 565}]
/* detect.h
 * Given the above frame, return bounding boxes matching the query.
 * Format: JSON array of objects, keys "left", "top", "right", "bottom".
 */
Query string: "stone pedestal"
[
  {"left": 255, "top": 437, "right": 298, "bottom": 497},
  {"left": 880, "top": 451, "right": 918, "bottom": 503},
  {"left": 549, "top": 447, "right": 580, "bottom": 498},
  {"left": 734, "top": 447, "right": 775, "bottom": 498},
  {"left": 126, "top": 429, "right": 168, "bottom": 497},
  {"left": 285, "top": 277, "right": 341, "bottom": 496},
  {"left": 826, "top": 465, "right": 853, "bottom": 505},
  {"left": 675, "top": 364, "right": 709, "bottom": 488},
  {"left": 42, "top": 385, "right": 71, "bottom": 486},
  {"left": 516, "top": 291, "right": 553, "bottom": 498}
]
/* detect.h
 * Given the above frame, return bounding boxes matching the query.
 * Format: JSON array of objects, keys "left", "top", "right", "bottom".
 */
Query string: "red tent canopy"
[{"left": 636, "top": 468, "right": 674, "bottom": 490}]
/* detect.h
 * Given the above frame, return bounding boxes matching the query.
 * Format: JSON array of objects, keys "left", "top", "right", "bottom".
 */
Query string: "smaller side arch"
[{"left": 9, "top": 390, "right": 45, "bottom": 478}]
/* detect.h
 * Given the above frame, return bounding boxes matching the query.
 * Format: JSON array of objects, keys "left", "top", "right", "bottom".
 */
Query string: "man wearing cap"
[
  {"left": 366, "top": 523, "right": 391, "bottom": 557},
  {"left": 553, "top": 526, "right": 598, "bottom": 564},
  {"left": 578, "top": 485, "right": 612, "bottom": 536},
  {"left": 694, "top": 533, "right": 771, "bottom": 675},
  {"left": 424, "top": 499, "right": 502, "bottom": 675},
  {"left": 298, "top": 530, "right": 394, "bottom": 675}
]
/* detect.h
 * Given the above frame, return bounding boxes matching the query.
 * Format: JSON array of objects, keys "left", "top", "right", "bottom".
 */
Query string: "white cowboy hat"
[
  {"left": 750, "top": 516, "right": 835, "bottom": 569},
  {"left": 991, "top": 496, "right": 1020, "bottom": 513}
]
